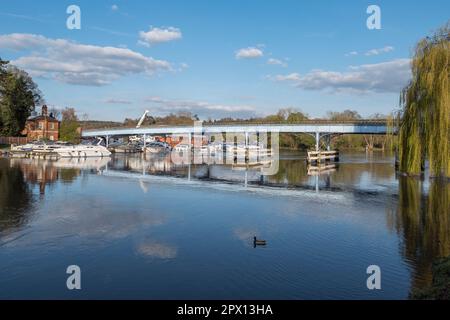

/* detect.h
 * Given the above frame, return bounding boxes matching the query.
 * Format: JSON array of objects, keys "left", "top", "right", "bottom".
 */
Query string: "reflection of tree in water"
[
  {"left": 389, "top": 177, "right": 450, "bottom": 295},
  {"left": 1, "top": 159, "right": 82, "bottom": 234},
  {"left": 59, "top": 168, "right": 80, "bottom": 183},
  {"left": 331, "top": 162, "right": 393, "bottom": 185},
  {"left": 268, "top": 159, "right": 308, "bottom": 185},
  {"left": 0, "top": 159, "right": 33, "bottom": 233}
]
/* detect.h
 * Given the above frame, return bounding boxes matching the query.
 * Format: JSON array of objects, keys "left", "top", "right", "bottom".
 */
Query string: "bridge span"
[{"left": 81, "top": 120, "right": 391, "bottom": 151}]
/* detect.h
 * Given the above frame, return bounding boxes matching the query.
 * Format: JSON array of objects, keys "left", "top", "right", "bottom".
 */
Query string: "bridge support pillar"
[
  {"left": 245, "top": 131, "right": 249, "bottom": 146},
  {"left": 106, "top": 135, "right": 109, "bottom": 148},
  {"left": 143, "top": 134, "right": 147, "bottom": 149},
  {"left": 315, "top": 132, "right": 320, "bottom": 151}
]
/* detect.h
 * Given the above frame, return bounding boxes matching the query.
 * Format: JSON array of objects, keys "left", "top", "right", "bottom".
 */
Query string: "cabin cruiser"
[
  {"left": 55, "top": 144, "right": 111, "bottom": 158},
  {"left": 11, "top": 141, "right": 69, "bottom": 152},
  {"left": 144, "top": 141, "right": 171, "bottom": 154},
  {"left": 173, "top": 143, "right": 191, "bottom": 153},
  {"left": 54, "top": 139, "right": 111, "bottom": 158},
  {"left": 129, "top": 135, "right": 155, "bottom": 144},
  {"left": 207, "top": 143, "right": 224, "bottom": 155}
]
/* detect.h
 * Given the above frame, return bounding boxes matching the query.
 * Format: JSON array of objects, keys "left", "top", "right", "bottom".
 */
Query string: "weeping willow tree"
[{"left": 399, "top": 23, "right": 450, "bottom": 178}]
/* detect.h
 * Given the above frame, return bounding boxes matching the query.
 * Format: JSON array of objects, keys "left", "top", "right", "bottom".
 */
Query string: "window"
[
  {"left": 38, "top": 122, "right": 43, "bottom": 130},
  {"left": 50, "top": 123, "right": 54, "bottom": 130},
  {"left": 49, "top": 135, "right": 54, "bottom": 141}
]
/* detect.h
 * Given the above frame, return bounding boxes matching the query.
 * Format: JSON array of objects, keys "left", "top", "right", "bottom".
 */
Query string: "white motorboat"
[
  {"left": 129, "top": 135, "right": 156, "bottom": 144},
  {"left": 173, "top": 143, "right": 191, "bottom": 152},
  {"left": 10, "top": 143, "right": 35, "bottom": 152},
  {"left": 144, "top": 142, "right": 171, "bottom": 154},
  {"left": 207, "top": 143, "right": 223, "bottom": 155},
  {"left": 11, "top": 141, "right": 68, "bottom": 153},
  {"left": 55, "top": 144, "right": 111, "bottom": 158}
]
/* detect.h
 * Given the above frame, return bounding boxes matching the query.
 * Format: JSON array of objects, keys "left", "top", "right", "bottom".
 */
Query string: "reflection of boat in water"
[
  {"left": 52, "top": 157, "right": 110, "bottom": 170},
  {"left": 55, "top": 145, "right": 111, "bottom": 158},
  {"left": 144, "top": 142, "right": 171, "bottom": 154},
  {"left": 307, "top": 163, "right": 337, "bottom": 176}
]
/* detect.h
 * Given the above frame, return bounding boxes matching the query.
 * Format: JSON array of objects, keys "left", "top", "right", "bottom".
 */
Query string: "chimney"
[{"left": 42, "top": 105, "right": 48, "bottom": 116}]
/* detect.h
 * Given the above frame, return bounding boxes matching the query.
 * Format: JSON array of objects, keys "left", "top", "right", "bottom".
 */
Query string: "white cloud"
[
  {"left": 345, "top": 46, "right": 394, "bottom": 57},
  {"left": 103, "top": 98, "right": 133, "bottom": 104},
  {"left": 0, "top": 33, "right": 172, "bottom": 86},
  {"left": 235, "top": 47, "right": 264, "bottom": 59},
  {"left": 365, "top": 46, "right": 394, "bottom": 56},
  {"left": 345, "top": 51, "right": 359, "bottom": 57},
  {"left": 111, "top": 4, "right": 119, "bottom": 11},
  {"left": 270, "top": 59, "right": 411, "bottom": 93},
  {"left": 267, "top": 58, "right": 288, "bottom": 67},
  {"left": 138, "top": 26, "right": 182, "bottom": 46},
  {"left": 145, "top": 96, "right": 257, "bottom": 119},
  {"left": 177, "top": 62, "right": 189, "bottom": 72},
  {"left": 271, "top": 73, "right": 300, "bottom": 81}
]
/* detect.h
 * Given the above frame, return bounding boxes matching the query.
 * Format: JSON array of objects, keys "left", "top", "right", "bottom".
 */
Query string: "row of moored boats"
[
  {"left": 9, "top": 139, "right": 271, "bottom": 159},
  {"left": 10, "top": 140, "right": 111, "bottom": 158}
]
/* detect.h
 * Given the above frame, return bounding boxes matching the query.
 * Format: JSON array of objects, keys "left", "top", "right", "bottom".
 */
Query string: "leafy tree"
[
  {"left": 399, "top": 23, "right": 449, "bottom": 178},
  {"left": 325, "top": 109, "right": 367, "bottom": 150},
  {"left": 0, "top": 59, "right": 43, "bottom": 136},
  {"left": 287, "top": 111, "right": 308, "bottom": 123},
  {"left": 60, "top": 108, "right": 80, "bottom": 143},
  {"left": 326, "top": 109, "right": 362, "bottom": 121}
]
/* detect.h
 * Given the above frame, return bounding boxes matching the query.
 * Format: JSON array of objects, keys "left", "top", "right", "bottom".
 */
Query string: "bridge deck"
[{"left": 81, "top": 120, "right": 390, "bottom": 137}]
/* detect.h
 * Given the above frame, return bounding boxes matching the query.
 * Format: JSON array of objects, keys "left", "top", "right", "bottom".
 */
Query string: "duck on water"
[{"left": 253, "top": 237, "right": 267, "bottom": 247}]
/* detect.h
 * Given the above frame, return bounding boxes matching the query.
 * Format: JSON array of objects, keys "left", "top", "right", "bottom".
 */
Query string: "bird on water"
[{"left": 253, "top": 236, "right": 267, "bottom": 247}]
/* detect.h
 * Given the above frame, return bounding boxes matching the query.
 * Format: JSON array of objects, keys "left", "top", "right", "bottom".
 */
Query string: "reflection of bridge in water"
[
  {"left": 107, "top": 154, "right": 338, "bottom": 193},
  {"left": 82, "top": 120, "right": 391, "bottom": 151},
  {"left": 7, "top": 151, "right": 398, "bottom": 195}
]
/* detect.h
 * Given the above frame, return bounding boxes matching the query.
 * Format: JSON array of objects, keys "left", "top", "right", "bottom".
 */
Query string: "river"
[{"left": 0, "top": 151, "right": 448, "bottom": 299}]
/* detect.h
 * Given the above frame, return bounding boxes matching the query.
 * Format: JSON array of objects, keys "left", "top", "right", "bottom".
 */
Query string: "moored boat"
[
  {"left": 55, "top": 145, "right": 111, "bottom": 158},
  {"left": 144, "top": 142, "right": 171, "bottom": 154}
]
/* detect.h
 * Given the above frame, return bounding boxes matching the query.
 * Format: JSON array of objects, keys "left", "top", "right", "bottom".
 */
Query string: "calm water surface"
[{"left": 0, "top": 151, "right": 448, "bottom": 299}]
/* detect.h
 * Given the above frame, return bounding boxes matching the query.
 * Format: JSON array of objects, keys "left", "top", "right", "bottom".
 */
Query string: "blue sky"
[{"left": 0, "top": 0, "right": 448, "bottom": 121}]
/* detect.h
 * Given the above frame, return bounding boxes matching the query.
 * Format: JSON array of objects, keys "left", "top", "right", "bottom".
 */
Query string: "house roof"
[{"left": 26, "top": 115, "right": 59, "bottom": 122}]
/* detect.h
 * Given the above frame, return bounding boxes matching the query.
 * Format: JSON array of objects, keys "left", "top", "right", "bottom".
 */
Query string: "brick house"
[{"left": 22, "top": 105, "right": 60, "bottom": 141}]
